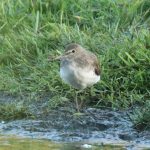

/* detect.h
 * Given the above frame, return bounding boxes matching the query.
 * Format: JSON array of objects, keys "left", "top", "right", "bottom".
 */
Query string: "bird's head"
[{"left": 64, "top": 43, "right": 82, "bottom": 56}]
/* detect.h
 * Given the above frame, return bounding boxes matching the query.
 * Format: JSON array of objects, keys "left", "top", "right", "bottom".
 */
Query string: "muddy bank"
[
  {"left": 0, "top": 108, "right": 150, "bottom": 149},
  {"left": 0, "top": 92, "right": 150, "bottom": 149}
]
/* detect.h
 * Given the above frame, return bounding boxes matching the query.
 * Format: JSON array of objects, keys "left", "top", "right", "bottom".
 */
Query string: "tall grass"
[{"left": 0, "top": 0, "right": 150, "bottom": 128}]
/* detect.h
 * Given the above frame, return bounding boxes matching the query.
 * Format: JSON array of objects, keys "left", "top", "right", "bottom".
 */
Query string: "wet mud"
[{"left": 0, "top": 92, "right": 150, "bottom": 150}]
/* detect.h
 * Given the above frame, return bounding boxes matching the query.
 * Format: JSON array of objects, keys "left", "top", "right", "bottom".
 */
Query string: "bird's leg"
[
  {"left": 75, "top": 90, "right": 80, "bottom": 113},
  {"left": 74, "top": 90, "right": 84, "bottom": 112}
]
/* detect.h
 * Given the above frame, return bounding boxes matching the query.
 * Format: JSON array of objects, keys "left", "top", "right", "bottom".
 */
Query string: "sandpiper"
[{"left": 51, "top": 43, "right": 100, "bottom": 112}]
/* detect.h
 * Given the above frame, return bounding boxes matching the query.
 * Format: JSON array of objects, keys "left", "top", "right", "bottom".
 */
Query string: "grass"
[
  {"left": 0, "top": 103, "right": 33, "bottom": 121},
  {"left": 0, "top": 0, "right": 150, "bottom": 129},
  {"left": 130, "top": 100, "right": 150, "bottom": 131}
]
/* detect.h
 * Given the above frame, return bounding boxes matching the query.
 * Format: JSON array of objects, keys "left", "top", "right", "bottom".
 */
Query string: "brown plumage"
[
  {"left": 49, "top": 43, "right": 101, "bottom": 112},
  {"left": 60, "top": 43, "right": 101, "bottom": 90}
]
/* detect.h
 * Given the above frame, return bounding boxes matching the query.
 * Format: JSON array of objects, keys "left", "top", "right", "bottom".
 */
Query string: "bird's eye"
[{"left": 72, "top": 50, "right": 75, "bottom": 53}]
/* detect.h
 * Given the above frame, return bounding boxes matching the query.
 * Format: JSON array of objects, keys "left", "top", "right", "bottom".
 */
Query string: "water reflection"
[{"left": 0, "top": 136, "right": 125, "bottom": 150}]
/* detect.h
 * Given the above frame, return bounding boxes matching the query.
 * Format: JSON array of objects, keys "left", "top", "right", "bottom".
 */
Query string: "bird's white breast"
[
  {"left": 60, "top": 64, "right": 100, "bottom": 89},
  {"left": 60, "top": 66, "right": 73, "bottom": 85},
  {"left": 77, "top": 68, "right": 100, "bottom": 87}
]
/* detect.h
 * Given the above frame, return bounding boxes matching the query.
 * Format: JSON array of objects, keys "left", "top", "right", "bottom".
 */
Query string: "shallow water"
[
  {"left": 0, "top": 120, "right": 150, "bottom": 150},
  {"left": 0, "top": 136, "right": 126, "bottom": 150}
]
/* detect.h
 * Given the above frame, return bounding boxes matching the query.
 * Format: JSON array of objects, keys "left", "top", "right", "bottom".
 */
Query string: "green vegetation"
[
  {"left": 0, "top": 103, "right": 33, "bottom": 120},
  {"left": 0, "top": 0, "right": 149, "bottom": 129},
  {"left": 131, "top": 101, "right": 150, "bottom": 131}
]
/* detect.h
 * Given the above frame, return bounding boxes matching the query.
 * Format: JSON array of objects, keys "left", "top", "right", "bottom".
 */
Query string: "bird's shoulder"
[
  {"left": 86, "top": 51, "right": 101, "bottom": 76},
  {"left": 74, "top": 50, "right": 101, "bottom": 76}
]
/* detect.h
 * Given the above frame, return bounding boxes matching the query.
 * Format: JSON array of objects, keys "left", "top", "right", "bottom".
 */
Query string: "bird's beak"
[
  {"left": 48, "top": 55, "right": 64, "bottom": 62},
  {"left": 48, "top": 50, "right": 72, "bottom": 62}
]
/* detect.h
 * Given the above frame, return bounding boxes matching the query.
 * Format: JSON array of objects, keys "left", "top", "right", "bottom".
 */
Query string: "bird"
[{"left": 51, "top": 43, "right": 100, "bottom": 112}]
